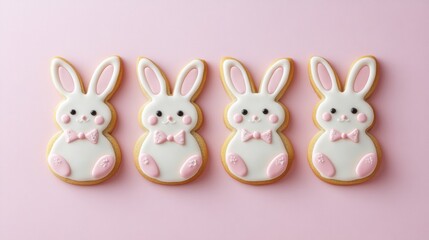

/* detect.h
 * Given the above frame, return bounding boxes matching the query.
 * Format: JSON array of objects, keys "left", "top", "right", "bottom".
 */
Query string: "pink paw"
[
  {"left": 313, "top": 153, "right": 336, "bottom": 178},
  {"left": 356, "top": 153, "right": 377, "bottom": 178},
  {"left": 48, "top": 154, "right": 71, "bottom": 177},
  {"left": 226, "top": 153, "right": 248, "bottom": 177},
  {"left": 180, "top": 155, "right": 202, "bottom": 179},
  {"left": 266, "top": 153, "right": 288, "bottom": 179},
  {"left": 139, "top": 154, "right": 160, "bottom": 178},
  {"left": 92, "top": 155, "right": 115, "bottom": 179}
]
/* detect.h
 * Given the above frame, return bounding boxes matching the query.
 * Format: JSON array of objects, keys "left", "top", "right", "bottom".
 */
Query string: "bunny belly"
[
  {"left": 313, "top": 132, "right": 376, "bottom": 181},
  {"left": 49, "top": 134, "right": 115, "bottom": 181},
  {"left": 139, "top": 133, "right": 202, "bottom": 182},
  {"left": 225, "top": 134, "right": 287, "bottom": 181}
]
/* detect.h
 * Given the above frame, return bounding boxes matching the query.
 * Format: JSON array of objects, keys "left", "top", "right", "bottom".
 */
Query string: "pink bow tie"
[
  {"left": 65, "top": 129, "right": 99, "bottom": 144},
  {"left": 330, "top": 129, "right": 359, "bottom": 143},
  {"left": 241, "top": 129, "right": 272, "bottom": 144},
  {"left": 154, "top": 130, "right": 185, "bottom": 145}
]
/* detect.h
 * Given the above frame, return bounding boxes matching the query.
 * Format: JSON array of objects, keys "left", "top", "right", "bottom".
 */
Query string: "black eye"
[
  {"left": 177, "top": 110, "right": 184, "bottom": 117},
  {"left": 351, "top": 108, "right": 358, "bottom": 114},
  {"left": 262, "top": 108, "right": 269, "bottom": 114},
  {"left": 242, "top": 109, "right": 248, "bottom": 115},
  {"left": 70, "top": 109, "right": 76, "bottom": 115},
  {"left": 91, "top": 110, "right": 97, "bottom": 116},
  {"left": 156, "top": 111, "right": 162, "bottom": 117},
  {"left": 330, "top": 108, "right": 336, "bottom": 114}
]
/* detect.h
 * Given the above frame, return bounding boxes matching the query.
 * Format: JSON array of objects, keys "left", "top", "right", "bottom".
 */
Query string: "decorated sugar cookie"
[
  {"left": 220, "top": 58, "right": 294, "bottom": 184},
  {"left": 308, "top": 56, "right": 381, "bottom": 185},
  {"left": 47, "top": 56, "right": 122, "bottom": 185},
  {"left": 135, "top": 58, "right": 207, "bottom": 184}
]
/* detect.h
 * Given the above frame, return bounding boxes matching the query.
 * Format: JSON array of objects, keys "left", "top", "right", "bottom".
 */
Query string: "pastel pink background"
[{"left": 1, "top": 0, "right": 428, "bottom": 239}]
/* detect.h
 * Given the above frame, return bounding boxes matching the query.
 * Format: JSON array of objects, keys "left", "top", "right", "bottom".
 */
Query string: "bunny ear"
[
  {"left": 259, "top": 58, "right": 292, "bottom": 99},
  {"left": 50, "top": 57, "right": 83, "bottom": 97},
  {"left": 221, "top": 58, "right": 254, "bottom": 97},
  {"left": 344, "top": 56, "right": 377, "bottom": 98},
  {"left": 137, "top": 58, "right": 168, "bottom": 98},
  {"left": 309, "top": 56, "right": 341, "bottom": 96},
  {"left": 173, "top": 59, "right": 206, "bottom": 100},
  {"left": 87, "top": 56, "right": 121, "bottom": 100}
]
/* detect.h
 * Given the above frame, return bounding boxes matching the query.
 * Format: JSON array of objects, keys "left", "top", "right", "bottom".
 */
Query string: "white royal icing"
[
  {"left": 48, "top": 56, "right": 121, "bottom": 183},
  {"left": 221, "top": 58, "right": 293, "bottom": 183},
  {"left": 309, "top": 56, "right": 379, "bottom": 182},
  {"left": 136, "top": 58, "right": 206, "bottom": 183}
]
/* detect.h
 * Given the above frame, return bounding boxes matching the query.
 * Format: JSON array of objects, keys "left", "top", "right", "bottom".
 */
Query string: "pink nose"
[
  {"left": 340, "top": 115, "right": 348, "bottom": 120},
  {"left": 252, "top": 115, "right": 259, "bottom": 121},
  {"left": 167, "top": 115, "right": 173, "bottom": 121},
  {"left": 81, "top": 115, "right": 88, "bottom": 121}
]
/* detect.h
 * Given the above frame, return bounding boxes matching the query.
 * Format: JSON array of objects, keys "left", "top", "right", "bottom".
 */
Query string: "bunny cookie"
[
  {"left": 47, "top": 56, "right": 122, "bottom": 185},
  {"left": 308, "top": 56, "right": 381, "bottom": 185},
  {"left": 135, "top": 58, "right": 207, "bottom": 184},
  {"left": 220, "top": 58, "right": 294, "bottom": 184}
]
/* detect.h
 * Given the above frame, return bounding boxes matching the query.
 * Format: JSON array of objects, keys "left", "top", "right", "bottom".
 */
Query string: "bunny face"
[
  {"left": 142, "top": 95, "right": 198, "bottom": 132},
  {"left": 137, "top": 58, "right": 205, "bottom": 133},
  {"left": 227, "top": 93, "right": 285, "bottom": 131},
  {"left": 51, "top": 56, "right": 121, "bottom": 133},
  {"left": 56, "top": 94, "right": 112, "bottom": 132},
  {"left": 310, "top": 56, "right": 377, "bottom": 132},
  {"left": 221, "top": 58, "right": 292, "bottom": 131},
  {"left": 315, "top": 93, "right": 374, "bottom": 132}
]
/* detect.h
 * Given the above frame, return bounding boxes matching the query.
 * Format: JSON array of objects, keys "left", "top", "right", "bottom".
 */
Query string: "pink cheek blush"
[
  {"left": 322, "top": 112, "right": 332, "bottom": 121},
  {"left": 94, "top": 116, "right": 105, "bottom": 125},
  {"left": 61, "top": 114, "right": 70, "bottom": 124},
  {"left": 148, "top": 115, "right": 158, "bottom": 125},
  {"left": 269, "top": 114, "right": 279, "bottom": 123},
  {"left": 182, "top": 115, "right": 192, "bottom": 125},
  {"left": 357, "top": 113, "right": 367, "bottom": 123},
  {"left": 233, "top": 114, "right": 243, "bottom": 123}
]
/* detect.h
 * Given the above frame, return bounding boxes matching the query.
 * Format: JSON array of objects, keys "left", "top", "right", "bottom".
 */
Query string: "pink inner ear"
[
  {"left": 230, "top": 66, "right": 246, "bottom": 94},
  {"left": 59, "top": 67, "right": 74, "bottom": 93},
  {"left": 144, "top": 67, "right": 160, "bottom": 94},
  {"left": 96, "top": 65, "right": 113, "bottom": 94},
  {"left": 267, "top": 67, "right": 283, "bottom": 94},
  {"left": 317, "top": 63, "right": 332, "bottom": 90},
  {"left": 353, "top": 66, "right": 369, "bottom": 92},
  {"left": 180, "top": 68, "right": 197, "bottom": 96}
]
